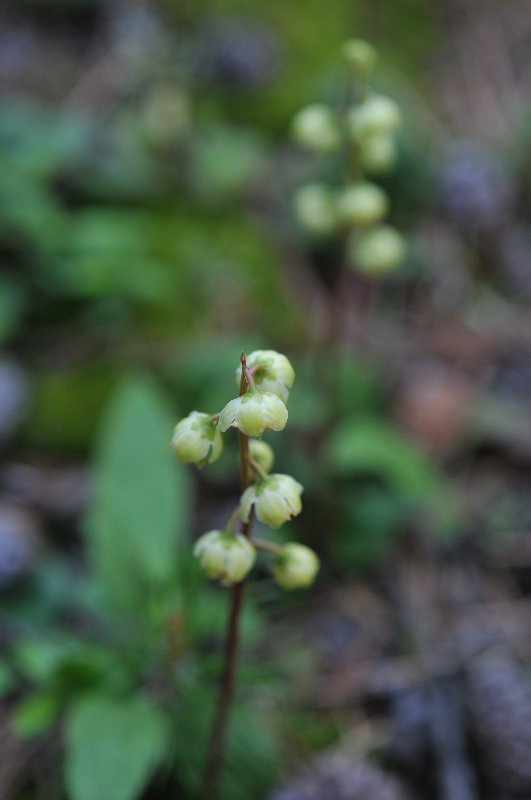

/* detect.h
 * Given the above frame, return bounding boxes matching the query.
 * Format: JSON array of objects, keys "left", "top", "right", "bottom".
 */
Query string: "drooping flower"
[
  {"left": 240, "top": 473, "right": 303, "bottom": 529},
  {"left": 193, "top": 530, "right": 256, "bottom": 585},
  {"left": 347, "top": 94, "right": 401, "bottom": 141},
  {"left": 248, "top": 439, "right": 275, "bottom": 474},
  {"left": 218, "top": 390, "right": 287, "bottom": 438},
  {"left": 291, "top": 104, "right": 339, "bottom": 153},
  {"left": 236, "top": 350, "right": 295, "bottom": 403},
  {"left": 273, "top": 543, "right": 319, "bottom": 589},
  {"left": 172, "top": 411, "right": 222, "bottom": 466},
  {"left": 349, "top": 225, "right": 405, "bottom": 275}
]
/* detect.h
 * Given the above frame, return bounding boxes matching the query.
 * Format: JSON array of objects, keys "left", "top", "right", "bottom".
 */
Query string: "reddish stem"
[{"left": 199, "top": 354, "right": 253, "bottom": 800}]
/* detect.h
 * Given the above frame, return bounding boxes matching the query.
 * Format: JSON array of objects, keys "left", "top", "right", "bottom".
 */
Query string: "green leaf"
[
  {"left": 328, "top": 417, "right": 461, "bottom": 533},
  {"left": 0, "top": 277, "right": 25, "bottom": 343},
  {"left": 15, "top": 636, "right": 79, "bottom": 685},
  {"left": 327, "top": 417, "right": 438, "bottom": 499},
  {"left": 65, "top": 693, "right": 169, "bottom": 800},
  {"left": 12, "top": 692, "right": 60, "bottom": 737},
  {"left": 85, "top": 375, "right": 189, "bottom": 608},
  {"left": 0, "top": 661, "right": 15, "bottom": 697}
]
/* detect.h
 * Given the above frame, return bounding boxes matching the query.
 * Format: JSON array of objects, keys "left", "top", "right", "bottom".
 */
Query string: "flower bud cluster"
[
  {"left": 291, "top": 38, "right": 405, "bottom": 277},
  {"left": 172, "top": 350, "right": 319, "bottom": 590}
]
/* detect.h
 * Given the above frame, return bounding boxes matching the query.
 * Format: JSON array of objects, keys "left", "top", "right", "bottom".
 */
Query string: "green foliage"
[
  {"left": 328, "top": 417, "right": 438, "bottom": 499},
  {"left": 64, "top": 693, "right": 170, "bottom": 800},
  {"left": 0, "top": 661, "right": 15, "bottom": 697},
  {"left": 172, "top": 681, "right": 278, "bottom": 800},
  {"left": 328, "top": 417, "right": 461, "bottom": 541},
  {"left": 12, "top": 691, "right": 60, "bottom": 737},
  {"left": 0, "top": 276, "right": 26, "bottom": 344},
  {"left": 334, "top": 486, "right": 408, "bottom": 571},
  {"left": 85, "top": 375, "right": 189, "bottom": 609},
  {"left": 191, "top": 125, "right": 268, "bottom": 202},
  {"left": 25, "top": 365, "right": 118, "bottom": 452}
]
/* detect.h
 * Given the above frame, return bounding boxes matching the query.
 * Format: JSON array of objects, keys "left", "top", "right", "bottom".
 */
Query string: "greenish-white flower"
[
  {"left": 249, "top": 440, "right": 275, "bottom": 474},
  {"left": 218, "top": 390, "right": 288, "bottom": 438},
  {"left": 349, "top": 225, "right": 406, "bottom": 276},
  {"left": 240, "top": 474, "right": 303, "bottom": 529},
  {"left": 341, "top": 39, "right": 377, "bottom": 73},
  {"left": 236, "top": 350, "right": 295, "bottom": 403},
  {"left": 273, "top": 543, "right": 319, "bottom": 589},
  {"left": 360, "top": 133, "right": 397, "bottom": 174},
  {"left": 293, "top": 183, "right": 337, "bottom": 239},
  {"left": 172, "top": 411, "right": 222, "bottom": 466},
  {"left": 193, "top": 530, "right": 256, "bottom": 585},
  {"left": 336, "top": 182, "right": 388, "bottom": 228},
  {"left": 347, "top": 95, "right": 401, "bottom": 141},
  {"left": 291, "top": 104, "right": 339, "bottom": 153}
]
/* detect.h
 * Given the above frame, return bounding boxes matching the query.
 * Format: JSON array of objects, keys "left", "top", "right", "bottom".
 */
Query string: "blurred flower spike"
[{"left": 290, "top": 38, "right": 406, "bottom": 275}]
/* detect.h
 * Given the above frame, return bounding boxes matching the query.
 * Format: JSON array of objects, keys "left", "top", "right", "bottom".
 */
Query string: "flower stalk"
[
  {"left": 171, "top": 349, "right": 318, "bottom": 799},
  {"left": 199, "top": 354, "right": 253, "bottom": 800}
]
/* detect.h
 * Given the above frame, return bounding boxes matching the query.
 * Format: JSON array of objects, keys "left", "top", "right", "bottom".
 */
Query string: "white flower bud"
[
  {"left": 218, "top": 390, "right": 288, "bottom": 438},
  {"left": 348, "top": 225, "right": 406, "bottom": 276},
  {"left": 294, "top": 183, "right": 337, "bottom": 237},
  {"left": 336, "top": 182, "right": 388, "bottom": 227},
  {"left": 273, "top": 543, "right": 319, "bottom": 589},
  {"left": 291, "top": 104, "right": 339, "bottom": 153},
  {"left": 236, "top": 350, "right": 295, "bottom": 403},
  {"left": 341, "top": 39, "right": 377, "bottom": 73},
  {"left": 249, "top": 440, "right": 275, "bottom": 474},
  {"left": 193, "top": 530, "right": 256, "bottom": 585},
  {"left": 360, "top": 133, "right": 397, "bottom": 174},
  {"left": 347, "top": 95, "right": 401, "bottom": 141},
  {"left": 172, "top": 411, "right": 223, "bottom": 466},
  {"left": 240, "top": 474, "right": 303, "bottom": 529}
]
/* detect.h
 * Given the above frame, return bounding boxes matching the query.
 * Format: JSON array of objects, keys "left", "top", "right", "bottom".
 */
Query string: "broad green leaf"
[
  {"left": 85, "top": 375, "right": 189, "bottom": 608},
  {"left": 327, "top": 417, "right": 438, "bottom": 498},
  {"left": 65, "top": 693, "right": 169, "bottom": 800},
  {"left": 328, "top": 417, "right": 461, "bottom": 532}
]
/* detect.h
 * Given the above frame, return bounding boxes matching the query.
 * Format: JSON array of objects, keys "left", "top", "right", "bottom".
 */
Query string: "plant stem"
[
  {"left": 252, "top": 538, "right": 283, "bottom": 555},
  {"left": 247, "top": 455, "right": 268, "bottom": 482},
  {"left": 199, "top": 354, "right": 253, "bottom": 800}
]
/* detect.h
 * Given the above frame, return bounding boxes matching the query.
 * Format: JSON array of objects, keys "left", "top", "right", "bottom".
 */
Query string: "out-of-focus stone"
[
  {"left": 0, "top": 360, "right": 30, "bottom": 446},
  {"left": 269, "top": 754, "right": 411, "bottom": 800},
  {"left": 0, "top": 503, "right": 40, "bottom": 587},
  {"left": 0, "top": 463, "right": 89, "bottom": 518},
  {"left": 394, "top": 362, "right": 473, "bottom": 456}
]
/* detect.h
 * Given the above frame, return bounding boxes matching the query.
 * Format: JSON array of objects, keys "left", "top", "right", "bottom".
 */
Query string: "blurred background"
[{"left": 2, "top": 1, "right": 531, "bottom": 798}]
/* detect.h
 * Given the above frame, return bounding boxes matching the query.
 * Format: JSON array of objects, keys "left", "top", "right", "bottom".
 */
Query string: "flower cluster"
[
  {"left": 172, "top": 350, "right": 319, "bottom": 590},
  {"left": 291, "top": 38, "right": 405, "bottom": 276}
]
